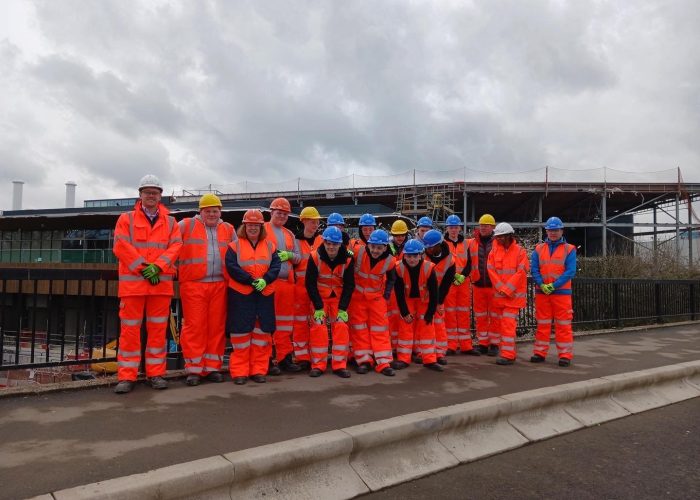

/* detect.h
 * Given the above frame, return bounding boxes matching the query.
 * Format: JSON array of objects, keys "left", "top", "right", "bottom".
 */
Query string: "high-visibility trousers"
[
  {"left": 534, "top": 294, "right": 574, "bottom": 360},
  {"left": 433, "top": 309, "right": 448, "bottom": 358},
  {"left": 445, "top": 283, "right": 473, "bottom": 351},
  {"left": 180, "top": 281, "right": 227, "bottom": 375},
  {"left": 492, "top": 305, "right": 520, "bottom": 360},
  {"left": 292, "top": 282, "right": 312, "bottom": 362},
  {"left": 117, "top": 295, "right": 170, "bottom": 381},
  {"left": 308, "top": 297, "right": 349, "bottom": 372},
  {"left": 396, "top": 297, "right": 438, "bottom": 365},
  {"left": 229, "top": 324, "right": 272, "bottom": 377},
  {"left": 349, "top": 295, "right": 393, "bottom": 372},
  {"left": 272, "top": 280, "right": 295, "bottom": 362},
  {"left": 387, "top": 291, "right": 400, "bottom": 350},
  {"left": 473, "top": 286, "right": 499, "bottom": 347}
]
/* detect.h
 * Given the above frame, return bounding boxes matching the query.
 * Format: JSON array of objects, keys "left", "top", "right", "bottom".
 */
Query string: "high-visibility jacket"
[
  {"left": 396, "top": 260, "right": 434, "bottom": 303},
  {"left": 349, "top": 237, "right": 367, "bottom": 255},
  {"left": 177, "top": 216, "right": 235, "bottom": 282},
  {"left": 487, "top": 240, "right": 529, "bottom": 308},
  {"left": 264, "top": 222, "right": 298, "bottom": 281},
  {"left": 353, "top": 246, "right": 395, "bottom": 299},
  {"left": 310, "top": 250, "right": 350, "bottom": 298},
  {"left": 294, "top": 234, "right": 323, "bottom": 286},
  {"left": 533, "top": 240, "right": 576, "bottom": 294},
  {"left": 113, "top": 202, "right": 182, "bottom": 297},
  {"left": 445, "top": 236, "right": 469, "bottom": 271},
  {"left": 227, "top": 238, "right": 277, "bottom": 296},
  {"left": 431, "top": 251, "right": 454, "bottom": 284},
  {"left": 468, "top": 231, "right": 493, "bottom": 286}
]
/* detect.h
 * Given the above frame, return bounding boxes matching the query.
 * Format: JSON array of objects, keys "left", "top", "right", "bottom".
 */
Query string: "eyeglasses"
[{"left": 141, "top": 190, "right": 161, "bottom": 196}]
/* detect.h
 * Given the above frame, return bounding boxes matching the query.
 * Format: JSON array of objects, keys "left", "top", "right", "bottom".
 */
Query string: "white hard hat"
[
  {"left": 493, "top": 222, "right": 515, "bottom": 236},
  {"left": 139, "top": 174, "right": 163, "bottom": 192}
]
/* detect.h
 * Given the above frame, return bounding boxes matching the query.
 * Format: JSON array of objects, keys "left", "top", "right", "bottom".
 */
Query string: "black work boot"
[
  {"left": 205, "top": 372, "right": 225, "bottom": 383},
  {"left": 297, "top": 360, "right": 311, "bottom": 371},
  {"left": 496, "top": 357, "right": 515, "bottom": 366},
  {"left": 309, "top": 368, "right": 323, "bottom": 377},
  {"left": 114, "top": 380, "right": 135, "bottom": 394},
  {"left": 487, "top": 344, "right": 499, "bottom": 357},
  {"left": 148, "top": 376, "right": 168, "bottom": 390},
  {"left": 391, "top": 360, "right": 409, "bottom": 370},
  {"left": 477, "top": 345, "right": 489, "bottom": 355},
  {"left": 185, "top": 374, "right": 201, "bottom": 386},
  {"left": 437, "top": 357, "right": 448, "bottom": 366},
  {"left": 446, "top": 349, "right": 457, "bottom": 356},
  {"left": 381, "top": 367, "right": 396, "bottom": 377},
  {"left": 250, "top": 374, "right": 266, "bottom": 383},
  {"left": 233, "top": 377, "right": 247, "bottom": 385},
  {"left": 333, "top": 369, "right": 351, "bottom": 378},
  {"left": 530, "top": 354, "right": 546, "bottom": 363},
  {"left": 461, "top": 348, "right": 481, "bottom": 356},
  {"left": 356, "top": 363, "right": 371, "bottom": 374},
  {"left": 424, "top": 363, "right": 445, "bottom": 372},
  {"left": 268, "top": 359, "right": 281, "bottom": 376},
  {"left": 279, "top": 354, "right": 302, "bottom": 373},
  {"left": 558, "top": 358, "right": 571, "bottom": 367}
]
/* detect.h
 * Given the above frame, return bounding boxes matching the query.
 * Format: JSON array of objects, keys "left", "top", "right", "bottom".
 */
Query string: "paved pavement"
[
  {"left": 365, "top": 397, "right": 700, "bottom": 500},
  {"left": 0, "top": 325, "right": 699, "bottom": 499}
]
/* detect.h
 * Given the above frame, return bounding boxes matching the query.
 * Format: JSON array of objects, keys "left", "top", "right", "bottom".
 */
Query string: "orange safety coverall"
[
  {"left": 487, "top": 240, "right": 529, "bottom": 360},
  {"left": 426, "top": 248, "right": 454, "bottom": 359},
  {"left": 395, "top": 260, "right": 438, "bottom": 365},
  {"left": 469, "top": 233, "right": 498, "bottom": 348},
  {"left": 177, "top": 216, "right": 235, "bottom": 375},
  {"left": 387, "top": 241, "right": 405, "bottom": 350},
  {"left": 445, "top": 236, "right": 474, "bottom": 351},
  {"left": 113, "top": 201, "right": 182, "bottom": 382},
  {"left": 292, "top": 233, "right": 323, "bottom": 363}
]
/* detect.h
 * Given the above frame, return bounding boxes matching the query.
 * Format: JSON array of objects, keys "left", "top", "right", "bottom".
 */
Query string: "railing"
[
  {"left": 0, "top": 249, "right": 118, "bottom": 265},
  {"left": 1, "top": 271, "right": 698, "bottom": 372}
]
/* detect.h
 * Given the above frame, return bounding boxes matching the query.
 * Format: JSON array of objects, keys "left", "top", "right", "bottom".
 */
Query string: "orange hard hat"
[
  {"left": 242, "top": 209, "right": 265, "bottom": 224},
  {"left": 270, "top": 197, "right": 291, "bottom": 212}
]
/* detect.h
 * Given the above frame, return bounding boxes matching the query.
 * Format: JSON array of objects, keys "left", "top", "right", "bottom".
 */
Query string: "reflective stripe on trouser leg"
[
  {"left": 229, "top": 332, "right": 252, "bottom": 378},
  {"left": 251, "top": 326, "right": 272, "bottom": 375},
  {"left": 497, "top": 306, "right": 519, "bottom": 360},
  {"left": 117, "top": 296, "right": 145, "bottom": 381},
  {"left": 444, "top": 286, "right": 460, "bottom": 350},
  {"left": 456, "top": 283, "right": 473, "bottom": 350},
  {"left": 349, "top": 295, "right": 373, "bottom": 365},
  {"left": 180, "top": 281, "right": 227, "bottom": 374},
  {"left": 534, "top": 293, "right": 553, "bottom": 358},
  {"left": 292, "top": 284, "right": 312, "bottom": 361},
  {"left": 407, "top": 297, "right": 437, "bottom": 365},
  {"left": 273, "top": 280, "right": 295, "bottom": 361},
  {"left": 366, "top": 297, "right": 392, "bottom": 372},
  {"left": 325, "top": 297, "right": 349, "bottom": 371},
  {"left": 553, "top": 294, "right": 574, "bottom": 360},
  {"left": 388, "top": 291, "right": 400, "bottom": 350},
  {"left": 473, "top": 286, "right": 494, "bottom": 346},
  {"left": 203, "top": 281, "right": 227, "bottom": 372},
  {"left": 143, "top": 295, "right": 170, "bottom": 377},
  {"left": 433, "top": 309, "right": 448, "bottom": 358}
]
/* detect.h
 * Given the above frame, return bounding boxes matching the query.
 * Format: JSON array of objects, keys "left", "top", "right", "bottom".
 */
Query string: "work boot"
[
  {"left": 279, "top": 354, "right": 302, "bottom": 373},
  {"left": 477, "top": 345, "right": 489, "bottom": 355},
  {"left": 487, "top": 344, "right": 499, "bottom": 357},
  {"left": 205, "top": 372, "right": 225, "bottom": 383},
  {"left": 461, "top": 348, "right": 481, "bottom": 356},
  {"left": 437, "top": 357, "right": 448, "bottom": 366},
  {"left": 148, "top": 376, "right": 168, "bottom": 390},
  {"left": 559, "top": 358, "right": 572, "bottom": 367},
  {"left": 233, "top": 377, "right": 247, "bottom": 385},
  {"left": 496, "top": 357, "right": 515, "bottom": 366},
  {"left": 424, "top": 363, "right": 444, "bottom": 372},
  {"left": 381, "top": 367, "right": 396, "bottom": 377},
  {"left": 298, "top": 360, "right": 311, "bottom": 371},
  {"left": 391, "top": 360, "right": 409, "bottom": 370},
  {"left": 268, "top": 360, "right": 281, "bottom": 376},
  {"left": 114, "top": 380, "right": 135, "bottom": 394},
  {"left": 446, "top": 349, "right": 457, "bottom": 356},
  {"left": 333, "top": 369, "right": 351, "bottom": 378},
  {"left": 185, "top": 374, "right": 201, "bottom": 386},
  {"left": 309, "top": 368, "right": 323, "bottom": 377},
  {"left": 356, "top": 363, "right": 371, "bottom": 374},
  {"left": 530, "top": 354, "right": 546, "bottom": 363},
  {"left": 250, "top": 374, "right": 266, "bottom": 383}
]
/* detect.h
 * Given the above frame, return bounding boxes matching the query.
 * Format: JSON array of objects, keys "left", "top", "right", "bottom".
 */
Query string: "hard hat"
[
  {"left": 322, "top": 226, "right": 343, "bottom": 244},
  {"left": 138, "top": 174, "right": 163, "bottom": 192},
  {"left": 199, "top": 193, "right": 222, "bottom": 209},
  {"left": 242, "top": 209, "right": 265, "bottom": 224},
  {"left": 270, "top": 197, "right": 291, "bottom": 212},
  {"left": 445, "top": 214, "right": 463, "bottom": 226},
  {"left": 299, "top": 206, "right": 321, "bottom": 220},
  {"left": 544, "top": 216, "right": 564, "bottom": 230},
  {"left": 417, "top": 216, "right": 433, "bottom": 228},
  {"left": 367, "top": 229, "right": 389, "bottom": 245},
  {"left": 478, "top": 214, "right": 496, "bottom": 225},
  {"left": 422, "top": 229, "right": 443, "bottom": 248},
  {"left": 359, "top": 213, "right": 376, "bottom": 226},
  {"left": 390, "top": 220, "right": 409, "bottom": 235},
  {"left": 493, "top": 222, "right": 515, "bottom": 236},
  {"left": 403, "top": 239, "right": 425, "bottom": 255},
  {"left": 327, "top": 212, "right": 345, "bottom": 226}
]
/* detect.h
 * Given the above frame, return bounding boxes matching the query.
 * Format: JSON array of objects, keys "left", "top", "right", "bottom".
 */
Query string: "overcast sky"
[{"left": 1, "top": 0, "right": 698, "bottom": 209}]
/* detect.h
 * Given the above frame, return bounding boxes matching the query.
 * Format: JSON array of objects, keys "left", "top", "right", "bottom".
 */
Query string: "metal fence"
[{"left": 1, "top": 269, "right": 698, "bottom": 372}]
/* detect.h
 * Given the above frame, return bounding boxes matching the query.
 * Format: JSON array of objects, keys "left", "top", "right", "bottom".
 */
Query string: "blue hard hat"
[
  {"left": 417, "top": 216, "right": 433, "bottom": 228},
  {"left": 445, "top": 214, "right": 463, "bottom": 226},
  {"left": 322, "top": 226, "right": 343, "bottom": 243},
  {"left": 367, "top": 229, "right": 389, "bottom": 245},
  {"left": 544, "top": 216, "right": 564, "bottom": 230},
  {"left": 422, "top": 229, "right": 443, "bottom": 248},
  {"left": 327, "top": 212, "right": 345, "bottom": 226},
  {"left": 403, "top": 239, "right": 425, "bottom": 255},
  {"left": 358, "top": 213, "right": 376, "bottom": 226}
]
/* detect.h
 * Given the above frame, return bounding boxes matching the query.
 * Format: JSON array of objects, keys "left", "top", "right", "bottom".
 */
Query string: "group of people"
[{"left": 112, "top": 174, "right": 577, "bottom": 394}]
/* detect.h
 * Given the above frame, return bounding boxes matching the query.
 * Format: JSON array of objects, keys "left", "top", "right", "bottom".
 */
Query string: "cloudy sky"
[{"left": 1, "top": 0, "right": 698, "bottom": 209}]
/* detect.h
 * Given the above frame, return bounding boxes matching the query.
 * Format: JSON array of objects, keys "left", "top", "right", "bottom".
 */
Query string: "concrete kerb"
[{"left": 45, "top": 360, "right": 700, "bottom": 499}]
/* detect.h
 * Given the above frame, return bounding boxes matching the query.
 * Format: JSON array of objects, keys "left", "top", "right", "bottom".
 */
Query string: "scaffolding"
[{"left": 396, "top": 184, "right": 459, "bottom": 225}]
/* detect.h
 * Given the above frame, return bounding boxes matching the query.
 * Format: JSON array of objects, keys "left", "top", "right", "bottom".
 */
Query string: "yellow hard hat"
[
  {"left": 390, "top": 220, "right": 409, "bottom": 235},
  {"left": 199, "top": 193, "right": 222, "bottom": 209},
  {"left": 299, "top": 206, "right": 321, "bottom": 220},
  {"left": 478, "top": 214, "right": 496, "bottom": 225}
]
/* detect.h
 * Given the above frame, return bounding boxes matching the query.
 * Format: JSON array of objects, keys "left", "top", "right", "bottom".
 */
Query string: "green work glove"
[
  {"left": 453, "top": 273, "right": 466, "bottom": 286},
  {"left": 336, "top": 310, "right": 349, "bottom": 323},
  {"left": 313, "top": 309, "right": 326, "bottom": 322},
  {"left": 252, "top": 278, "right": 267, "bottom": 292},
  {"left": 545, "top": 283, "right": 556, "bottom": 294},
  {"left": 141, "top": 263, "right": 161, "bottom": 279},
  {"left": 149, "top": 275, "right": 160, "bottom": 285},
  {"left": 540, "top": 283, "right": 555, "bottom": 295},
  {"left": 346, "top": 249, "right": 354, "bottom": 256},
  {"left": 277, "top": 250, "right": 293, "bottom": 262}
]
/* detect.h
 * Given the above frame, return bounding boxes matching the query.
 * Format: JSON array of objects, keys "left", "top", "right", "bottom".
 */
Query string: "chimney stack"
[
  {"left": 65, "top": 181, "right": 77, "bottom": 208},
  {"left": 12, "top": 180, "right": 24, "bottom": 210}
]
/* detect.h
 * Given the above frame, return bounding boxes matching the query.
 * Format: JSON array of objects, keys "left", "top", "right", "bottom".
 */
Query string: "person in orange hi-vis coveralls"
[
  {"left": 422, "top": 230, "right": 456, "bottom": 365},
  {"left": 487, "top": 222, "right": 529, "bottom": 366},
  {"left": 112, "top": 174, "right": 183, "bottom": 394},
  {"left": 291, "top": 206, "right": 323, "bottom": 370},
  {"left": 387, "top": 220, "right": 410, "bottom": 351},
  {"left": 391, "top": 239, "right": 444, "bottom": 372},
  {"left": 177, "top": 194, "right": 236, "bottom": 386},
  {"left": 225, "top": 210, "right": 281, "bottom": 385},
  {"left": 530, "top": 217, "right": 577, "bottom": 367},
  {"left": 304, "top": 226, "right": 355, "bottom": 378},
  {"left": 443, "top": 215, "right": 480, "bottom": 356},
  {"left": 349, "top": 229, "right": 397, "bottom": 376},
  {"left": 349, "top": 213, "right": 376, "bottom": 255},
  {"left": 264, "top": 198, "right": 302, "bottom": 374},
  {"left": 469, "top": 214, "right": 499, "bottom": 356}
]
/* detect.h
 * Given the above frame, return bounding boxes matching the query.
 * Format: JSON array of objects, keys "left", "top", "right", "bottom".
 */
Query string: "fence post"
[
  {"left": 655, "top": 282, "right": 662, "bottom": 324},
  {"left": 691, "top": 283, "right": 697, "bottom": 321},
  {"left": 613, "top": 282, "right": 621, "bottom": 328}
]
